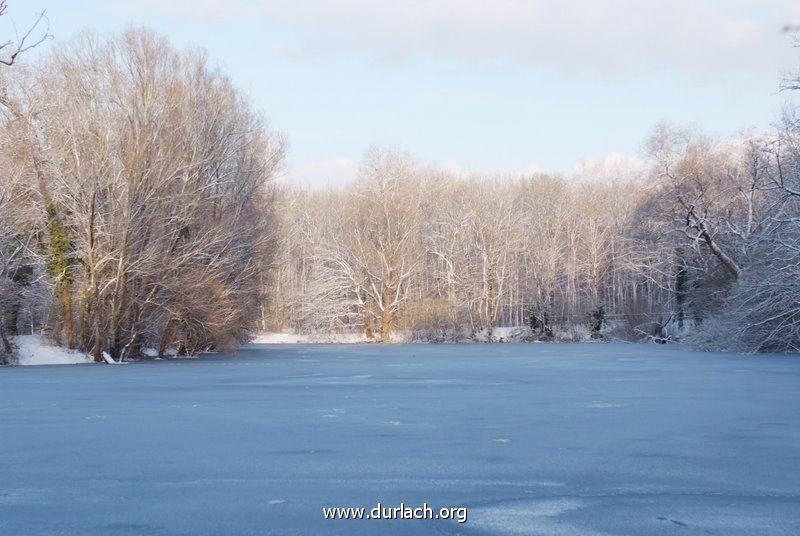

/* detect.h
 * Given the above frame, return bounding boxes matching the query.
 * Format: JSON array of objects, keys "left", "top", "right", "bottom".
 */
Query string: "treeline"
[
  {"left": 266, "top": 120, "right": 800, "bottom": 351},
  {"left": 0, "top": 28, "right": 284, "bottom": 362},
  {"left": 266, "top": 150, "right": 666, "bottom": 341},
  {"left": 2, "top": 14, "right": 799, "bottom": 361}
]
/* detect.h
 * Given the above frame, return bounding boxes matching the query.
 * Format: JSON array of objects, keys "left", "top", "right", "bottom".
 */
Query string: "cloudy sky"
[{"left": 11, "top": 0, "right": 800, "bottom": 186}]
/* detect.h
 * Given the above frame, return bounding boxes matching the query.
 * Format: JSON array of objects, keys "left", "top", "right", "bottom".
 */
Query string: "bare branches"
[
  {"left": 1, "top": 28, "right": 283, "bottom": 358},
  {"left": 270, "top": 158, "right": 670, "bottom": 343},
  {"left": 268, "top": 116, "right": 799, "bottom": 351},
  {"left": 0, "top": 1, "right": 52, "bottom": 67},
  {"left": 780, "top": 28, "right": 800, "bottom": 91}
]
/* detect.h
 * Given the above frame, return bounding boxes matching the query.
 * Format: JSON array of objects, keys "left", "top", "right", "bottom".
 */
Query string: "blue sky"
[{"left": 8, "top": 0, "right": 800, "bottom": 186}]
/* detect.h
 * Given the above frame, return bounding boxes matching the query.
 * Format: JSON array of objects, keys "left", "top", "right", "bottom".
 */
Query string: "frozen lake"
[{"left": 1, "top": 343, "right": 800, "bottom": 535}]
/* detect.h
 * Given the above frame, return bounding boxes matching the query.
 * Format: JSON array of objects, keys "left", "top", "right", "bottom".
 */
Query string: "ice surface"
[{"left": 1, "top": 343, "right": 800, "bottom": 535}]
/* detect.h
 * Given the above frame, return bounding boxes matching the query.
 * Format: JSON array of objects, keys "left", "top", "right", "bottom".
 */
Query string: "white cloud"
[
  {"left": 104, "top": 0, "right": 257, "bottom": 21},
  {"left": 111, "top": 0, "right": 800, "bottom": 78}
]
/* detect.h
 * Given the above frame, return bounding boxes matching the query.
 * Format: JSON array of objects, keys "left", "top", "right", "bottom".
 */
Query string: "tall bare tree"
[{"left": 2, "top": 28, "right": 284, "bottom": 360}]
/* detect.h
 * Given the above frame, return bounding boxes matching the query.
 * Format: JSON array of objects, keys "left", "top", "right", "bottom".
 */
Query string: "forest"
[{"left": 2, "top": 4, "right": 800, "bottom": 363}]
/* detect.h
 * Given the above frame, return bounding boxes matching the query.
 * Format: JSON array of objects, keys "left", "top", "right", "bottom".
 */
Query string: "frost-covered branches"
[
  {"left": 270, "top": 162, "right": 667, "bottom": 342},
  {"left": 0, "top": 28, "right": 284, "bottom": 359},
  {"left": 645, "top": 117, "right": 800, "bottom": 352},
  {"left": 269, "top": 119, "right": 800, "bottom": 351}
]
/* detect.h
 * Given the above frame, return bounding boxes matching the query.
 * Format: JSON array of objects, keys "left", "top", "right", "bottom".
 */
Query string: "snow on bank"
[
  {"left": 253, "top": 325, "right": 611, "bottom": 344},
  {"left": 252, "top": 332, "right": 367, "bottom": 344},
  {"left": 254, "top": 328, "right": 538, "bottom": 344},
  {"left": 14, "top": 335, "right": 94, "bottom": 366}
]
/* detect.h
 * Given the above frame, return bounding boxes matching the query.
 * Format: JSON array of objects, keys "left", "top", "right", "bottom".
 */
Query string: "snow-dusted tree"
[
  {"left": 423, "top": 178, "right": 521, "bottom": 337},
  {"left": 694, "top": 108, "right": 800, "bottom": 352},
  {"left": 2, "top": 29, "right": 284, "bottom": 359},
  {"left": 647, "top": 125, "right": 745, "bottom": 281},
  {"left": 0, "top": 0, "right": 51, "bottom": 362},
  {"left": 331, "top": 148, "right": 424, "bottom": 341},
  {"left": 267, "top": 161, "right": 681, "bottom": 343},
  {"left": 0, "top": 161, "right": 27, "bottom": 358}
]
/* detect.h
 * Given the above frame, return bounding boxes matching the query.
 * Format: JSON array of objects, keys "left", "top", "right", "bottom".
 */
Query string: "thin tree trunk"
[
  {"left": 380, "top": 285, "right": 393, "bottom": 342},
  {"left": 0, "top": 317, "right": 12, "bottom": 358},
  {"left": 158, "top": 318, "right": 175, "bottom": 359}
]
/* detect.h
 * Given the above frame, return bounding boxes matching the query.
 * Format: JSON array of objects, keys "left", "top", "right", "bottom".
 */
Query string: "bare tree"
[
  {"left": 0, "top": 1, "right": 51, "bottom": 67},
  {"left": 268, "top": 158, "right": 672, "bottom": 344},
  {"left": 1, "top": 28, "right": 284, "bottom": 360},
  {"left": 0, "top": 0, "right": 51, "bottom": 362}
]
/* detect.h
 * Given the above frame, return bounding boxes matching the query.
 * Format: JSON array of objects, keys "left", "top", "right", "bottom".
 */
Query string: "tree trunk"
[
  {"left": 380, "top": 286, "right": 393, "bottom": 342},
  {"left": 88, "top": 191, "right": 104, "bottom": 363},
  {"left": 702, "top": 232, "right": 741, "bottom": 280},
  {"left": 34, "top": 158, "right": 78, "bottom": 349},
  {"left": 487, "top": 262, "right": 496, "bottom": 337},
  {"left": 59, "top": 287, "right": 76, "bottom": 349},
  {"left": 91, "top": 322, "right": 103, "bottom": 362},
  {"left": 674, "top": 247, "right": 687, "bottom": 328},
  {"left": 363, "top": 314, "right": 374, "bottom": 340},
  {"left": 0, "top": 317, "right": 12, "bottom": 358},
  {"left": 158, "top": 318, "right": 175, "bottom": 359}
]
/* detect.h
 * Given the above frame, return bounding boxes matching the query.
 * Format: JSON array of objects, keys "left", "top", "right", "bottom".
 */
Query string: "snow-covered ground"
[
  {"left": 12, "top": 335, "right": 93, "bottom": 366},
  {"left": 253, "top": 325, "right": 598, "bottom": 344},
  {"left": 1, "top": 343, "right": 799, "bottom": 535},
  {"left": 252, "top": 331, "right": 368, "bottom": 344}
]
